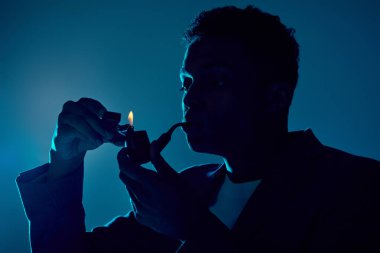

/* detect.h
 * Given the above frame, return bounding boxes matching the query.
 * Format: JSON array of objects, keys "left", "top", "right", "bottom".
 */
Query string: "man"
[{"left": 17, "top": 5, "right": 380, "bottom": 253}]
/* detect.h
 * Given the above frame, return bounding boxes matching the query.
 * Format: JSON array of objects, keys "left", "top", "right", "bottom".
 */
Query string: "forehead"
[{"left": 181, "top": 37, "right": 255, "bottom": 75}]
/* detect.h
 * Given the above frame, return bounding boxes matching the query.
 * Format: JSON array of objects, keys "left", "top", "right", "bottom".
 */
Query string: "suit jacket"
[
  {"left": 83, "top": 129, "right": 380, "bottom": 252},
  {"left": 18, "top": 129, "right": 380, "bottom": 252}
]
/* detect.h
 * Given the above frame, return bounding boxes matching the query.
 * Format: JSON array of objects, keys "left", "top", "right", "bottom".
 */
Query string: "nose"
[{"left": 182, "top": 83, "right": 203, "bottom": 111}]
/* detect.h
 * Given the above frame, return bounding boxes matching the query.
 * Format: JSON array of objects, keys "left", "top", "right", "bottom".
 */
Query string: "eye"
[
  {"left": 213, "top": 80, "right": 225, "bottom": 87},
  {"left": 204, "top": 66, "right": 231, "bottom": 89}
]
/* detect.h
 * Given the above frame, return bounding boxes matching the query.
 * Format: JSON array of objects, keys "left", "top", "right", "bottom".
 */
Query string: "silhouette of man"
[{"left": 17, "top": 6, "right": 380, "bottom": 253}]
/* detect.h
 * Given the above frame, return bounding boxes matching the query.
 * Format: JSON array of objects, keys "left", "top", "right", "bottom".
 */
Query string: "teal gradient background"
[{"left": 1, "top": 1, "right": 379, "bottom": 252}]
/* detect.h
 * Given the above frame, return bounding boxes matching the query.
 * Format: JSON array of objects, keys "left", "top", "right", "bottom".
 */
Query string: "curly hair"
[{"left": 183, "top": 5, "right": 300, "bottom": 92}]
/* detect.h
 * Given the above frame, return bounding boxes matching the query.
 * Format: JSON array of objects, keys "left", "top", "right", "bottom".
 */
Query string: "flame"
[{"left": 128, "top": 111, "right": 134, "bottom": 126}]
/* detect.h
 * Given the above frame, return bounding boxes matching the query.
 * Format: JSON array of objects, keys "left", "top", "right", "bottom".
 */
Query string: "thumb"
[{"left": 150, "top": 140, "right": 178, "bottom": 178}]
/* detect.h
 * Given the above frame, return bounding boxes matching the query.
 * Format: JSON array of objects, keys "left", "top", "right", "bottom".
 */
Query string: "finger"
[
  {"left": 130, "top": 195, "right": 137, "bottom": 213},
  {"left": 126, "top": 184, "right": 158, "bottom": 226},
  {"left": 117, "top": 148, "right": 139, "bottom": 172},
  {"left": 129, "top": 193, "right": 150, "bottom": 223},
  {"left": 126, "top": 186, "right": 145, "bottom": 223},
  {"left": 119, "top": 171, "right": 155, "bottom": 210},
  {"left": 58, "top": 112, "right": 103, "bottom": 146},
  {"left": 150, "top": 140, "right": 178, "bottom": 178},
  {"left": 77, "top": 97, "right": 107, "bottom": 118},
  {"left": 119, "top": 171, "right": 146, "bottom": 204},
  {"left": 62, "top": 100, "right": 114, "bottom": 140},
  {"left": 117, "top": 148, "right": 158, "bottom": 184}
]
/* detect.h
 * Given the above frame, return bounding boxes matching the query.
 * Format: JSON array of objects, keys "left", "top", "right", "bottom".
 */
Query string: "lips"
[
  {"left": 181, "top": 121, "right": 192, "bottom": 133},
  {"left": 183, "top": 110, "right": 202, "bottom": 133},
  {"left": 182, "top": 119, "right": 202, "bottom": 135}
]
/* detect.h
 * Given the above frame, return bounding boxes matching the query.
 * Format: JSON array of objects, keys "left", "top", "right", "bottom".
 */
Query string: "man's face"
[{"left": 180, "top": 37, "right": 266, "bottom": 156}]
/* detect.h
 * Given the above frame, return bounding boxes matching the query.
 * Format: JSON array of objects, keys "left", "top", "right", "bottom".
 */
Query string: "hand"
[
  {"left": 117, "top": 140, "right": 209, "bottom": 240},
  {"left": 48, "top": 97, "right": 116, "bottom": 180}
]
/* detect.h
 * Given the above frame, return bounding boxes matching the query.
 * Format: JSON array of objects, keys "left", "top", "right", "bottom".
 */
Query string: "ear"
[{"left": 264, "top": 82, "right": 293, "bottom": 113}]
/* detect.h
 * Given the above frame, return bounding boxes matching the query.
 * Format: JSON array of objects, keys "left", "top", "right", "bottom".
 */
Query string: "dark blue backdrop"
[{"left": 1, "top": 1, "right": 379, "bottom": 252}]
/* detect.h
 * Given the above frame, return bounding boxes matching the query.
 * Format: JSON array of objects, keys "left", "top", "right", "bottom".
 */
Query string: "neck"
[{"left": 223, "top": 130, "right": 288, "bottom": 183}]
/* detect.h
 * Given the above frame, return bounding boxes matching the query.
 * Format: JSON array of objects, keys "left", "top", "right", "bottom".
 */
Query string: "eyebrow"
[
  {"left": 180, "top": 63, "right": 232, "bottom": 76},
  {"left": 179, "top": 69, "right": 192, "bottom": 83}
]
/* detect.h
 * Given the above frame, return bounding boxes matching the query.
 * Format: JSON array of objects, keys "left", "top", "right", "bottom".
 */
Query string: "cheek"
[
  {"left": 202, "top": 95, "right": 237, "bottom": 132},
  {"left": 184, "top": 94, "right": 241, "bottom": 153}
]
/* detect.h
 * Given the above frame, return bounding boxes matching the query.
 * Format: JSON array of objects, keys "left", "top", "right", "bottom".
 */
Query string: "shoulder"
[
  {"left": 291, "top": 131, "right": 380, "bottom": 211},
  {"left": 308, "top": 146, "right": 380, "bottom": 247},
  {"left": 318, "top": 145, "right": 380, "bottom": 180},
  {"left": 314, "top": 145, "right": 380, "bottom": 210},
  {"left": 294, "top": 129, "right": 380, "bottom": 177}
]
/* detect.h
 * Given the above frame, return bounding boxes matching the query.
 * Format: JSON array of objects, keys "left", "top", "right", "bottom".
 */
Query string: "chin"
[{"left": 185, "top": 134, "right": 223, "bottom": 156}]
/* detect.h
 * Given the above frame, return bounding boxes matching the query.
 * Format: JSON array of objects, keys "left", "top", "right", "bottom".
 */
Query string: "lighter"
[
  {"left": 101, "top": 111, "right": 129, "bottom": 146},
  {"left": 124, "top": 111, "right": 151, "bottom": 164},
  {"left": 102, "top": 110, "right": 188, "bottom": 164}
]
